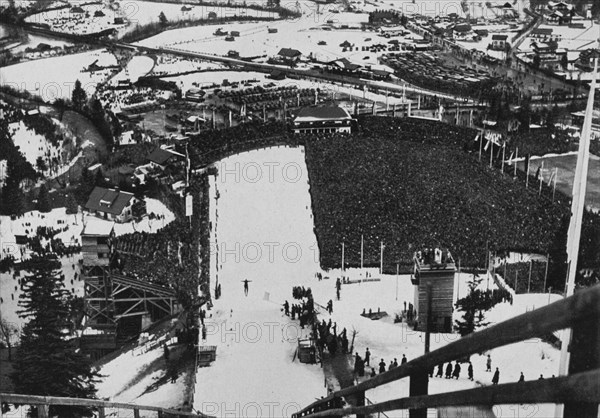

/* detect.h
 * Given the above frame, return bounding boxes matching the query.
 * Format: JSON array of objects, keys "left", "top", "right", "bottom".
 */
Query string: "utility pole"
[
  {"left": 396, "top": 263, "right": 399, "bottom": 301},
  {"left": 380, "top": 241, "right": 385, "bottom": 275},
  {"left": 527, "top": 259, "right": 532, "bottom": 293}
]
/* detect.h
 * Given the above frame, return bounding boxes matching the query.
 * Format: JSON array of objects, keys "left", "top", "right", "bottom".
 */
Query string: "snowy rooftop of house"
[
  {"left": 294, "top": 106, "right": 352, "bottom": 122},
  {"left": 85, "top": 187, "right": 134, "bottom": 215},
  {"left": 277, "top": 48, "right": 302, "bottom": 58},
  {"left": 82, "top": 216, "right": 114, "bottom": 236},
  {"left": 147, "top": 147, "right": 184, "bottom": 165}
]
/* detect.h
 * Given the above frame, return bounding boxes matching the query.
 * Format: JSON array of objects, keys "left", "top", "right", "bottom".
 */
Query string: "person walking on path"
[
  {"left": 486, "top": 354, "right": 492, "bottom": 372},
  {"left": 452, "top": 362, "right": 461, "bottom": 379},
  {"left": 242, "top": 279, "right": 251, "bottom": 296},
  {"left": 365, "top": 348, "right": 371, "bottom": 366},
  {"left": 468, "top": 362, "right": 473, "bottom": 381},
  {"left": 379, "top": 359, "right": 386, "bottom": 374},
  {"left": 492, "top": 368, "right": 500, "bottom": 385},
  {"left": 445, "top": 363, "right": 453, "bottom": 379}
]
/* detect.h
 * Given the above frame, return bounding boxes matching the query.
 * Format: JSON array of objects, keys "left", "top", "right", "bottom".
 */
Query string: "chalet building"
[
  {"left": 292, "top": 106, "right": 353, "bottom": 134},
  {"left": 412, "top": 249, "right": 456, "bottom": 333},
  {"left": 328, "top": 58, "right": 361, "bottom": 73},
  {"left": 547, "top": 10, "right": 572, "bottom": 25},
  {"left": 532, "top": 40, "right": 567, "bottom": 71},
  {"left": 276, "top": 48, "right": 302, "bottom": 65},
  {"left": 547, "top": 0, "right": 574, "bottom": 13},
  {"left": 84, "top": 187, "right": 139, "bottom": 223},
  {"left": 490, "top": 34, "right": 509, "bottom": 50},
  {"left": 530, "top": 28, "right": 561, "bottom": 42},
  {"left": 147, "top": 147, "right": 185, "bottom": 170}
]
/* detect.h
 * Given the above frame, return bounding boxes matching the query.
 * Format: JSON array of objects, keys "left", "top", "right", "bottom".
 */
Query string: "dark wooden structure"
[
  {"left": 292, "top": 284, "right": 600, "bottom": 418},
  {"left": 0, "top": 393, "right": 213, "bottom": 418},
  {"left": 81, "top": 218, "right": 179, "bottom": 358},
  {"left": 197, "top": 345, "right": 217, "bottom": 367},
  {"left": 298, "top": 338, "right": 317, "bottom": 364},
  {"left": 412, "top": 251, "right": 456, "bottom": 333}
]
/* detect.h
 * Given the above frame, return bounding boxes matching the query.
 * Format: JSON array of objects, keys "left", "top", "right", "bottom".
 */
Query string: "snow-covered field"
[
  {"left": 195, "top": 146, "right": 325, "bottom": 417},
  {"left": 518, "top": 21, "right": 599, "bottom": 54},
  {"left": 110, "top": 55, "right": 155, "bottom": 85},
  {"left": 25, "top": 3, "right": 127, "bottom": 35},
  {"left": 193, "top": 146, "right": 567, "bottom": 417},
  {"left": 125, "top": 0, "right": 277, "bottom": 27},
  {"left": 9, "top": 120, "right": 63, "bottom": 173},
  {"left": 0, "top": 49, "right": 117, "bottom": 101}
]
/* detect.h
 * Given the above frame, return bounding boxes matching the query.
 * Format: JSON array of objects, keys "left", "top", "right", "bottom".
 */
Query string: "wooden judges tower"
[
  {"left": 81, "top": 217, "right": 179, "bottom": 359},
  {"left": 411, "top": 248, "right": 456, "bottom": 333}
]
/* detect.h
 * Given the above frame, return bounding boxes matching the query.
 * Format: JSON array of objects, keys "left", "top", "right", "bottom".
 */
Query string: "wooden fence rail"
[
  {"left": 0, "top": 393, "right": 213, "bottom": 418},
  {"left": 294, "top": 284, "right": 600, "bottom": 418}
]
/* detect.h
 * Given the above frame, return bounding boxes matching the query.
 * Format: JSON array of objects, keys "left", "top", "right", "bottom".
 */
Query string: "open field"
[{"left": 0, "top": 49, "right": 117, "bottom": 101}]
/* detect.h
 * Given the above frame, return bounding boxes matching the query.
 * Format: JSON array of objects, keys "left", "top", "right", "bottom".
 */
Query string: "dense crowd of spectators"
[{"left": 302, "top": 117, "right": 570, "bottom": 269}]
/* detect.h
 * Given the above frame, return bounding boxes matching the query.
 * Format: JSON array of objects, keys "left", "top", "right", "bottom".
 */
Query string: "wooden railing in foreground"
[
  {"left": 0, "top": 393, "right": 213, "bottom": 418},
  {"left": 293, "top": 284, "right": 600, "bottom": 418}
]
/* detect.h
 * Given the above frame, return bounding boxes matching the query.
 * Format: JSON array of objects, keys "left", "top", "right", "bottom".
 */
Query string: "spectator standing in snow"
[
  {"left": 518, "top": 372, "right": 525, "bottom": 382},
  {"left": 401, "top": 354, "right": 407, "bottom": 365},
  {"left": 468, "top": 362, "right": 473, "bottom": 381},
  {"left": 436, "top": 364, "right": 444, "bottom": 378},
  {"left": 452, "top": 362, "right": 461, "bottom": 379},
  {"left": 379, "top": 359, "right": 386, "bottom": 374},
  {"left": 365, "top": 348, "right": 371, "bottom": 366},
  {"left": 486, "top": 355, "right": 492, "bottom": 372},
  {"left": 445, "top": 363, "right": 453, "bottom": 378},
  {"left": 492, "top": 368, "right": 500, "bottom": 385}
]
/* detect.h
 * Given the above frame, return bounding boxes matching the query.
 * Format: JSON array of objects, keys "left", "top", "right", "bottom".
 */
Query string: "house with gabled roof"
[{"left": 84, "top": 187, "right": 140, "bottom": 223}]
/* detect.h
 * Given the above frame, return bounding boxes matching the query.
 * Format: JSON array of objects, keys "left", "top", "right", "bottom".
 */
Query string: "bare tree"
[{"left": 0, "top": 319, "right": 18, "bottom": 361}]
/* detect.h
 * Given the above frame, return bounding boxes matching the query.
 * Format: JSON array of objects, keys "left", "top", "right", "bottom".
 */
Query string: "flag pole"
[
  {"left": 555, "top": 57, "right": 597, "bottom": 417},
  {"left": 341, "top": 242, "right": 345, "bottom": 278},
  {"left": 360, "top": 234, "right": 364, "bottom": 271},
  {"left": 380, "top": 241, "right": 384, "bottom": 275},
  {"left": 553, "top": 168, "right": 558, "bottom": 202}
]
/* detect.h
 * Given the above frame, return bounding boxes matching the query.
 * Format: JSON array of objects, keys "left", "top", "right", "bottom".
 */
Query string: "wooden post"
[
  {"left": 98, "top": 407, "right": 106, "bottom": 418},
  {"left": 564, "top": 309, "right": 600, "bottom": 417},
  {"left": 355, "top": 391, "right": 366, "bottom": 418},
  {"left": 134, "top": 409, "right": 141, "bottom": 418},
  {"left": 409, "top": 284, "right": 431, "bottom": 418},
  {"left": 528, "top": 260, "right": 532, "bottom": 293}
]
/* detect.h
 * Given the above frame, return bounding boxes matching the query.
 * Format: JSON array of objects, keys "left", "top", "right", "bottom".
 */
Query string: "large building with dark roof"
[
  {"left": 84, "top": 187, "right": 139, "bottom": 223},
  {"left": 292, "top": 106, "right": 353, "bottom": 134}
]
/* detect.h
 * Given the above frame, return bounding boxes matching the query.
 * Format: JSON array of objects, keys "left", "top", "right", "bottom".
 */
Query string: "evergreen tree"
[
  {"left": 11, "top": 256, "right": 99, "bottom": 417},
  {"left": 158, "top": 11, "right": 168, "bottom": 27},
  {"left": 36, "top": 184, "right": 51, "bottom": 213},
  {"left": 0, "top": 175, "right": 25, "bottom": 216},
  {"left": 36, "top": 156, "right": 47, "bottom": 173},
  {"left": 454, "top": 276, "right": 491, "bottom": 337},
  {"left": 72, "top": 80, "right": 87, "bottom": 112}
]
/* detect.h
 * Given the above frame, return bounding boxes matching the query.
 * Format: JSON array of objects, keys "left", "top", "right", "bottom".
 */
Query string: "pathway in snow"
[{"left": 194, "top": 146, "right": 326, "bottom": 418}]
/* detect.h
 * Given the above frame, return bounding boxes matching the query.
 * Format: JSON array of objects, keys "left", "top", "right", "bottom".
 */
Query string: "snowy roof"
[
  {"left": 294, "top": 106, "right": 352, "bottom": 122},
  {"left": 147, "top": 147, "right": 184, "bottom": 165},
  {"left": 278, "top": 48, "right": 302, "bottom": 58},
  {"left": 82, "top": 216, "right": 114, "bottom": 236},
  {"left": 85, "top": 187, "right": 134, "bottom": 215}
]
